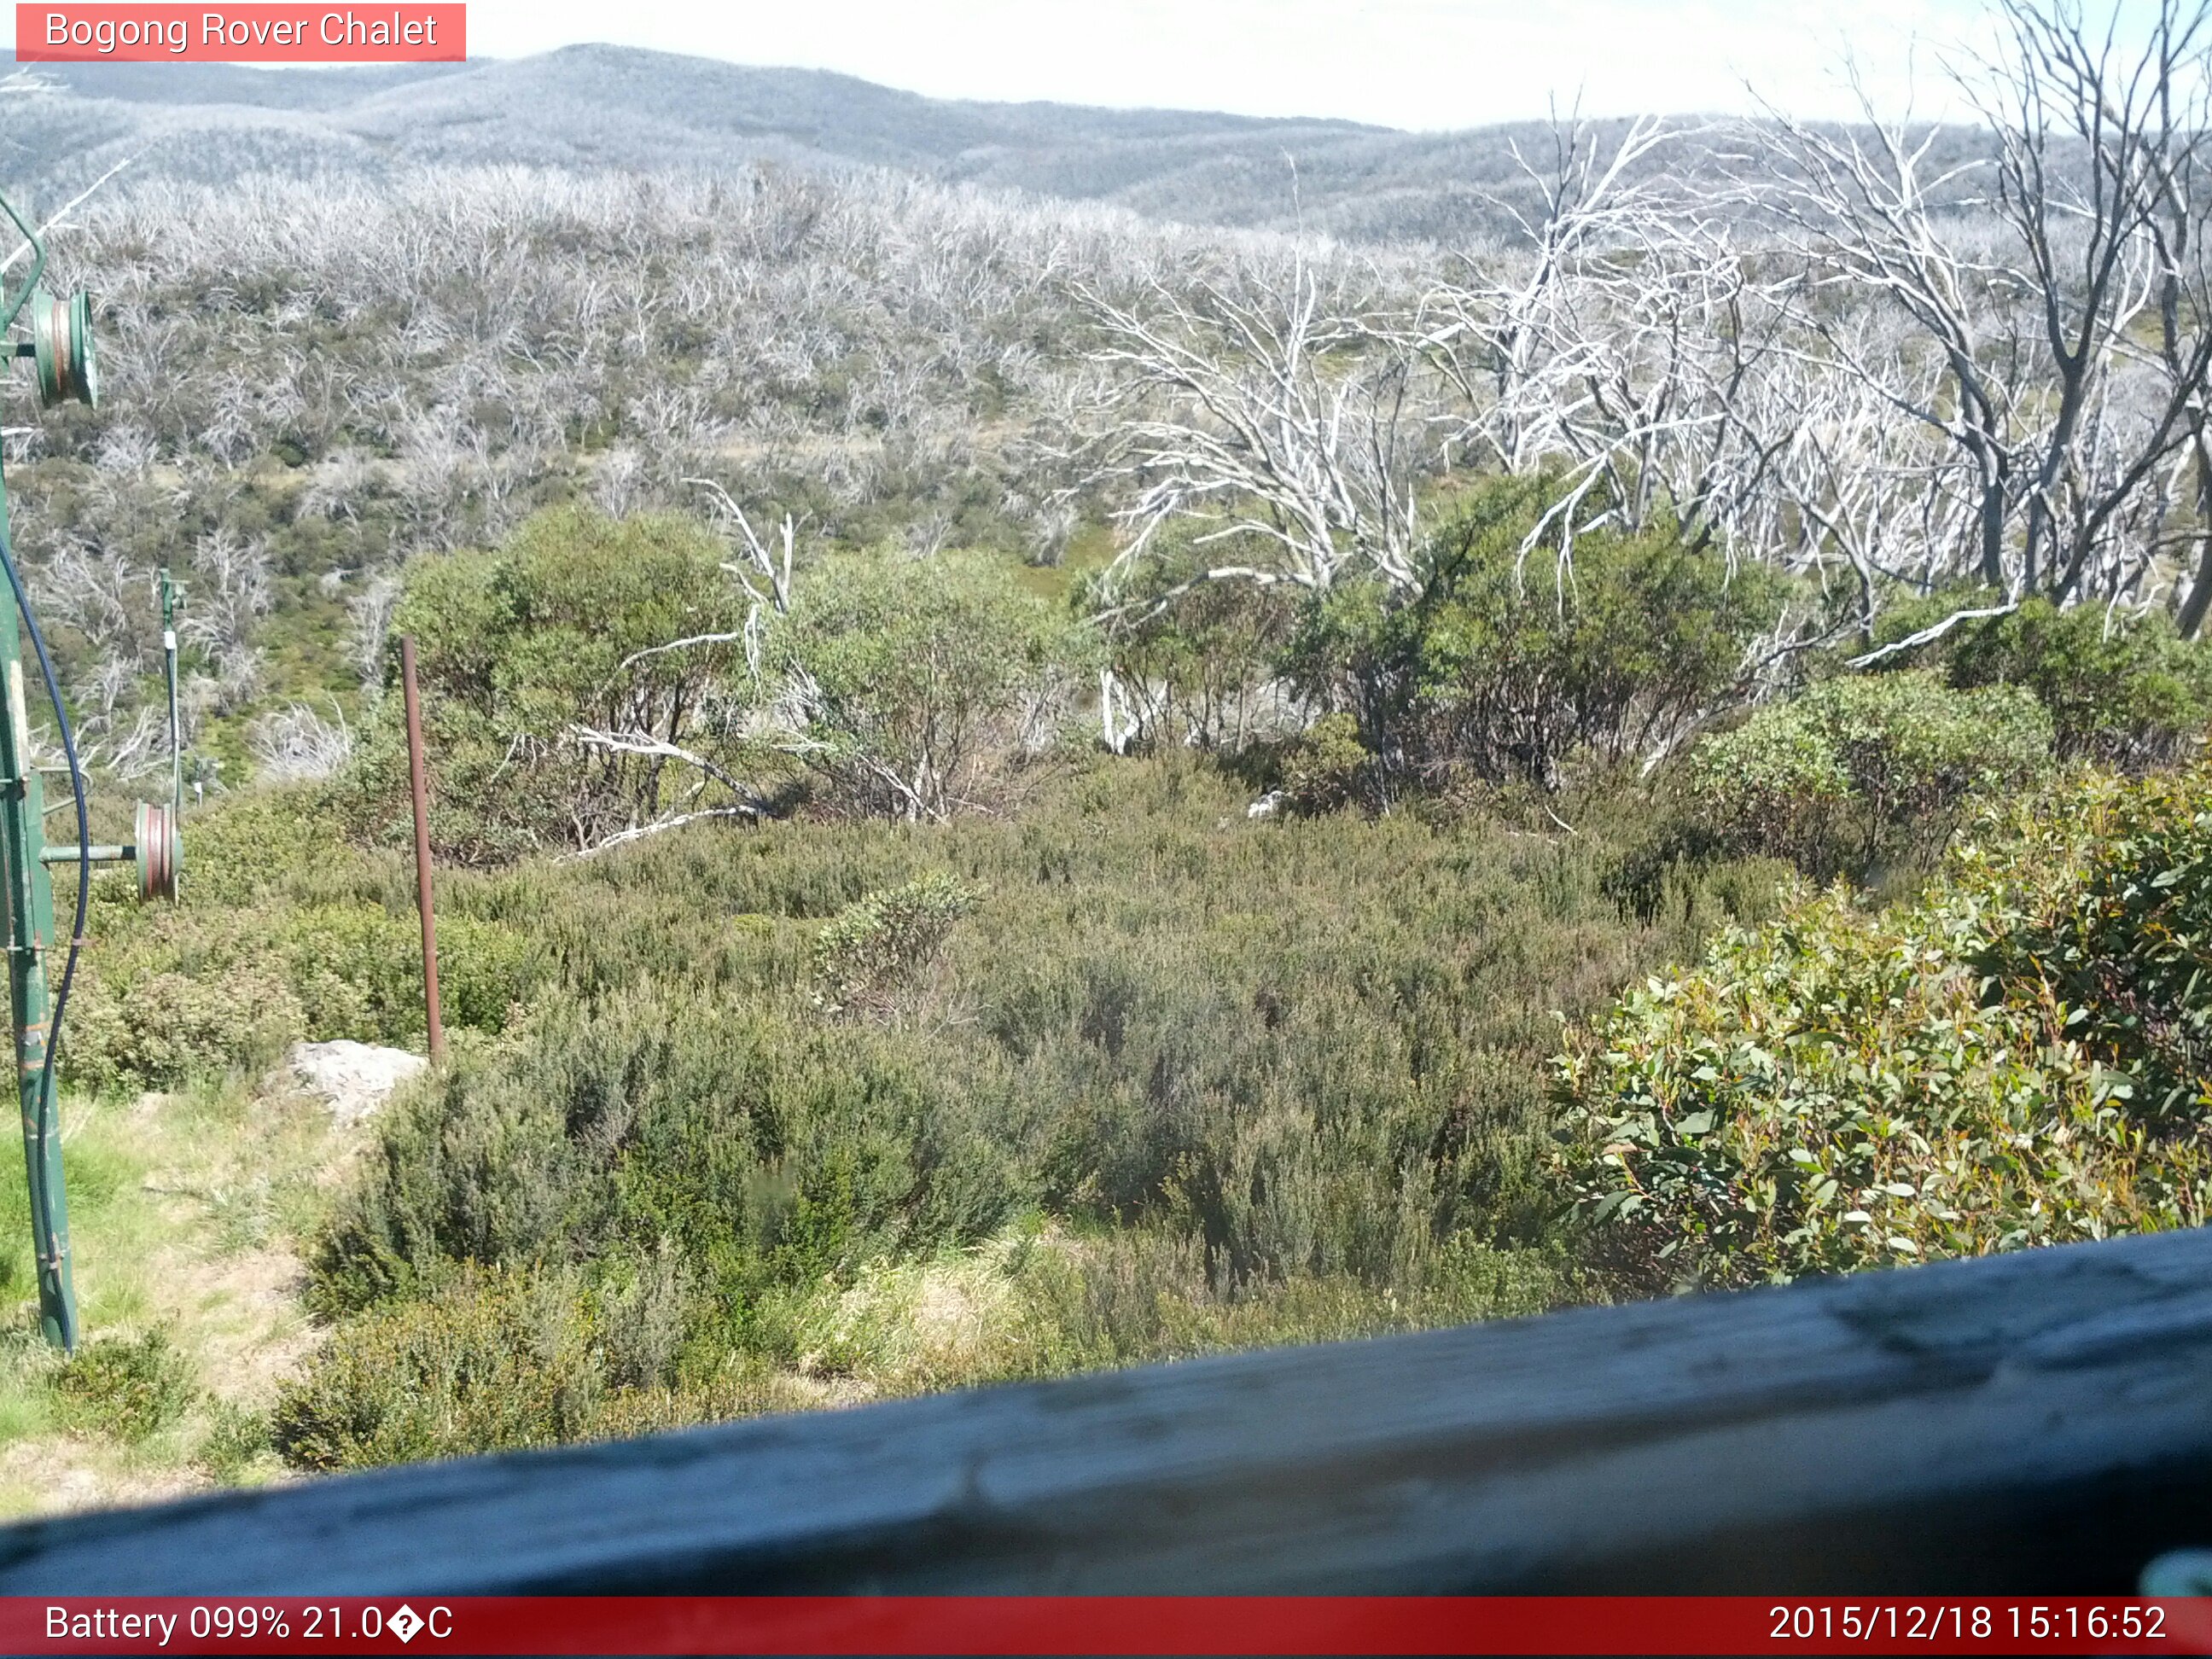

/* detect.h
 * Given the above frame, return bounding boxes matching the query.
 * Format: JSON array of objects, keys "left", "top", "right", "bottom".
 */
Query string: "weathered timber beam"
[{"left": 2, "top": 1228, "right": 2211, "bottom": 1593}]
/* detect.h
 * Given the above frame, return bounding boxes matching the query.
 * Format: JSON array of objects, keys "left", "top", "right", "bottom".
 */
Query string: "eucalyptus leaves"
[{"left": 1559, "top": 767, "right": 2212, "bottom": 1288}]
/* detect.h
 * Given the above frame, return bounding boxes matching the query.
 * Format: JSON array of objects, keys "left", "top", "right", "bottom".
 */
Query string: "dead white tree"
[
  {"left": 2092, "top": 0, "right": 2212, "bottom": 629},
  {"left": 1758, "top": 2, "right": 2212, "bottom": 616},
  {"left": 1975, "top": 0, "right": 2212, "bottom": 603},
  {"left": 1080, "top": 254, "right": 1435, "bottom": 601},
  {"left": 684, "top": 477, "right": 796, "bottom": 678},
  {"left": 1758, "top": 90, "right": 2029, "bottom": 596},
  {"left": 248, "top": 700, "right": 354, "bottom": 783},
  {"left": 1412, "top": 112, "right": 1678, "bottom": 476},
  {"left": 1405, "top": 115, "right": 1816, "bottom": 586},
  {"left": 1762, "top": 327, "right": 1981, "bottom": 637}
]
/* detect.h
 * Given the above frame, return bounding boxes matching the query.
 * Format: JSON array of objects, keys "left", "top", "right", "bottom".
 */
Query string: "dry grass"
[{"left": 0, "top": 1073, "right": 366, "bottom": 1517}]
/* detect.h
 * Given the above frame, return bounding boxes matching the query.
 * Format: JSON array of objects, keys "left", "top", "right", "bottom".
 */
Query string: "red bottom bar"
[{"left": 6, "top": 1597, "right": 2209, "bottom": 1656}]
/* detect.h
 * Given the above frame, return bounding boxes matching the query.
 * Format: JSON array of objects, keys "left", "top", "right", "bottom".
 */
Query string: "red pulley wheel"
[{"left": 133, "top": 801, "right": 179, "bottom": 903}]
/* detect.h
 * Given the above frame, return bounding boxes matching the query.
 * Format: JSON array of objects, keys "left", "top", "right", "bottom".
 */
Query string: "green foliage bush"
[
  {"left": 1284, "top": 477, "right": 1784, "bottom": 791},
  {"left": 1947, "top": 598, "right": 2212, "bottom": 769},
  {"left": 1976, "top": 766, "right": 2212, "bottom": 1115},
  {"left": 276, "top": 754, "right": 1782, "bottom": 1466},
  {"left": 1558, "top": 766, "right": 2212, "bottom": 1290},
  {"left": 357, "top": 517, "right": 1096, "bottom": 850},
  {"left": 67, "top": 964, "right": 304, "bottom": 1095},
  {"left": 357, "top": 506, "right": 775, "bottom": 862},
  {"left": 68, "top": 905, "right": 531, "bottom": 1092},
  {"left": 279, "top": 1222, "right": 1590, "bottom": 1467},
  {"left": 271, "top": 1264, "right": 809, "bottom": 1471},
  {"left": 1275, "top": 713, "right": 1373, "bottom": 814},
  {"left": 308, "top": 989, "right": 1031, "bottom": 1324},
  {"left": 1687, "top": 672, "right": 2052, "bottom": 878},
  {"left": 279, "top": 906, "right": 429, "bottom": 1044},
  {"left": 194, "top": 1402, "right": 271, "bottom": 1480},
  {"left": 1866, "top": 592, "right": 2212, "bottom": 769},
  {"left": 791, "top": 550, "right": 1091, "bottom": 820},
  {"left": 61, "top": 788, "right": 535, "bottom": 1092},
  {"left": 278, "top": 907, "right": 535, "bottom": 1045},
  {"left": 812, "top": 875, "right": 981, "bottom": 1019},
  {"left": 52, "top": 1328, "right": 199, "bottom": 1443},
  {"left": 174, "top": 791, "right": 343, "bottom": 910},
  {"left": 273, "top": 1269, "right": 606, "bottom": 1470}
]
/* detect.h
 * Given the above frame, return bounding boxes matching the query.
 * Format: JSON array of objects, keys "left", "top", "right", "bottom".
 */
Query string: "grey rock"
[{"left": 284, "top": 1039, "right": 427, "bottom": 1128}]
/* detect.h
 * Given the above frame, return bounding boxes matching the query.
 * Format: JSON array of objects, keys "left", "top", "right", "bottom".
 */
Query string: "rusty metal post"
[{"left": 399, "top": 636, "right": 445, "bottom": 1062}]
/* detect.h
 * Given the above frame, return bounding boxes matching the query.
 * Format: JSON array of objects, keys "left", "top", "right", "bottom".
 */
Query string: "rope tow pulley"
[
  {"left": 133, "top": 801, "right": 180, "bottom": 905},
  {"left": 31, "top": 287, "right": 96, "bottom": 410}
]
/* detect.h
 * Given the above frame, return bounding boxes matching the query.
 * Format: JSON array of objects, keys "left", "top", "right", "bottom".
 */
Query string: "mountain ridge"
[{"left": 1, "top": 43, "right": 1664, "bottom": 242}]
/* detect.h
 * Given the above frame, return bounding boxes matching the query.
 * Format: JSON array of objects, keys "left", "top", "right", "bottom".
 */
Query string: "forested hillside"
[
  {"left": 0, "top": 47, "right": 1602, "bottom": 241},
  {"left": 3, "top": 1, "right": 2212, "bottom": 1503},
  {"left": 4, "top": 46, "right": 1969, "bottom": 240}
]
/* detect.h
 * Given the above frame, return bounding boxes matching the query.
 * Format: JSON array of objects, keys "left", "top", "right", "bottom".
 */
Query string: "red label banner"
[
  {"left": 1, "top": 1597, "right": 2209, "bottom": 1656},
  {"left": 15, "top": 5, "right": 463, "bottom": 61}
]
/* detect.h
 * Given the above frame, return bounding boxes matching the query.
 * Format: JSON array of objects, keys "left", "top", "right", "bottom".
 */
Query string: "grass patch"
[{"left": 0, "top": 1075, "right": 349, "bottom": 1515}]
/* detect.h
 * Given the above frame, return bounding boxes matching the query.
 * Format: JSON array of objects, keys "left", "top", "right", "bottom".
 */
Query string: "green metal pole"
[
  {"left": 0, "top": 452, "right": 75, "bottom": 1350},
  {"left": 160, "top": 568, "right": 180, "bottom": 820}
]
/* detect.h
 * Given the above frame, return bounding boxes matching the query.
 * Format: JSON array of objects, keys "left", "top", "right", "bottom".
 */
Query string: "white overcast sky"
[
  {"left": 450, "top": 0, "right": 1998, "bottom": 129},
  {"left": 9, "top": 1, "right": 2168, "bottom": 130}
]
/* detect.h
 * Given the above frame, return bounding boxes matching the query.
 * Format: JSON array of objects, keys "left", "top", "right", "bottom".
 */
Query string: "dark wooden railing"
[{"left": 1, "top": 1226, "right": 2209, "bottom": 1594}]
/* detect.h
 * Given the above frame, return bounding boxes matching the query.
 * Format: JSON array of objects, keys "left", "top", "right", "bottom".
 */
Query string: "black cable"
[{"left": 0, "top": 545, "right": 88, "bottom": 1320}]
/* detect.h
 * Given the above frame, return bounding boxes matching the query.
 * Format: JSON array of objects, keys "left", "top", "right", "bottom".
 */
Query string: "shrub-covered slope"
[
  {"left": 1561, "top": 765, "right": 2212, "bottom": 1289},
  {"left": 45, "top": 753, "right": 1773, "bottom": 1469}
]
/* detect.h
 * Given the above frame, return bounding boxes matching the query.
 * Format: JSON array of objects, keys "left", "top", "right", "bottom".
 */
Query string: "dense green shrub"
[
  {"left": 278, "top": 907, "right": 536, "bottom": 1045},
  {"left": 53, "top": 1328, "right": 199, "bottom": 1443},
  {"left": 1687, "top": 672, "right": 2052, "bottom": 877},
  {"left": 348, "top": 517, "right": 1103, "bottom": 853},
  {"left": 1947, "top": 599, "right": 2212, "bottom": 768},
  {"left": 67, "top": 963, "right": 304, "bottom": 1094},
  {"left": 356, "top": 506, "right": 777, "bottom": 862},
  {"left": 1976, "top": 766, "right": 2212, "bottom": 1115},
  {"left": 279, "top": 906, "right": 429, "bottom": 1044},
  {"left": 61, "top": 787, "right": 535, "bottom": 1091},
  {"left": 981, "top": 1227, "right": 1580, "bottom": 1382},
  {"left": 67, "top": 903, "right": 529, "bottom": 1089},
  {"left": 790, "top": 550, "right": 1091, "bottom": 820},
  {"left": 811, "top": 875, "right": 981, "bottom": 1020},
  {"left": 271, "top": 1265, "right": 811, "bottom": 1471},
  {"left": 308, "top": 989, "right": 1032, "bottom": 1324},
  {"left": 1866, "top": 593, "right": 2212, "bottom": 769},
  {"left": 1284, "top": 478, "right": 1784, "bottom": 790},
  {"left": 91, "top": 749, "right": 1783, "bottom": 1473},
  {"left": 1275, "top": 713, "right": 1373, "bottom": 814},
  {"left": 300, "top": 758, "right": 1779, "bottom": 1388},
  {"left": 175, "top": 790, "right": 346, "bottom": 910},
  {"left": 276, "top": 1230, "right": 1586, "bottom": 1470},
  {"left": 1558, "top": 766, "right": 2212, "bottom": 1290}
]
